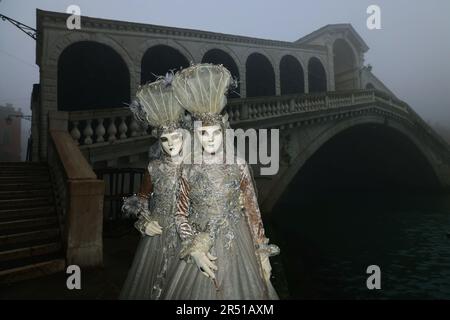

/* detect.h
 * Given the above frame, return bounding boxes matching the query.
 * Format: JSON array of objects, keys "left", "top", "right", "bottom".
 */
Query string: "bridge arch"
[
  {"left": 57, "top": 41, "right": 130, "bottom": 111},
  {"left": 262, "top": 114, "right": 445, "bottom": 214},
  {"left": 50, "top": 32, "right": 136, "bottom": 75},
  {"left": 202, "top": 48, "right": 241, "bottom": 98},
  {"left": 280, "top": 55, "right": 305, "bottom": 95},
  {"left": 246, "top": 52, "right": 276, "bottom": 97},
  {"left": 308, "top": 57, "right": 327, "bottom": 93},
  {"left": 333, "top": 38, "right": 358, "bottom": 90},
  {"left": 141, "top": 45, "right": 190, "bottom": 84}
]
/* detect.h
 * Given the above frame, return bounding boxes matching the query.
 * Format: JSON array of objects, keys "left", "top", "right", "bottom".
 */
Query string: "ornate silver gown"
[
  {"left": 161, "top": 155, "right": 279, "bottom": 300},
  {"left": 120, "top": 157, "right": 182, "bottom": 300}
]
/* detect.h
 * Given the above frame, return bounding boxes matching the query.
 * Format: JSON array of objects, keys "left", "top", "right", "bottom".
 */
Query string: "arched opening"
[
  {"left": 280, "top": 55, "right": 305, "bottom": 95},
  {"left": 271, "top": 124, "right": 445, "bottom": 299},
  {"left": 308, "top": 57, "right": 327, "bottom": 93},
  {"left": 366, "top": 83, "right": 375, "bottom": 90},
  {"left": 246, "top": 53, "right": 276, "bottom": 98},
  {"left": 333, "top": 39, "right": 358, "bottom": 91},
  {"left": 58, "top": 41, "right": 130, "bottom": 111},
  {"left": 141, "top": 45, "right": 190, "bottom": 84},
  {"left": 202, "top": 49, "right": 240, "bottom": 99}
]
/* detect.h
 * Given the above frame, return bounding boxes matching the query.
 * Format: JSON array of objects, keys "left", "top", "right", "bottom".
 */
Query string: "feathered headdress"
[
  {"left": 130, "top": 73, "right": 184, "bottom": 135},
  {"left": 172, "top": 63, "right": 232, "bottom": 125}
]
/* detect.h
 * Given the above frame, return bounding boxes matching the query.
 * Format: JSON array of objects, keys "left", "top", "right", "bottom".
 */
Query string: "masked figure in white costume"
[
  {"left": 120, "top": 75, "right": 187, "bottom": 300},
  {"left": 161, "top": 64, "right": 280, "bottom": 300}
]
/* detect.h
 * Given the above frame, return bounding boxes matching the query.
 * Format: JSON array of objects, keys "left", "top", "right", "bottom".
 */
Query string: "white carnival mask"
[
  {"left": 160, "top": 130, "right": 183, "bottom": 157},
  {"left": 195, "top": 125, "right": 223, "bottom": 154}
]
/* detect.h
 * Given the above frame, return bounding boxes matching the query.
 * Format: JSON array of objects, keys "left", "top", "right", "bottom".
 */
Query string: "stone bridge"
[
  {"left": 53, "top": 89, "right": 450, "bottom": 215},
  {"left": 4, "top": 9, "right": 448, "bottom": 274},
  {"left": 32, "top": 9, "right": 450, "bottom": 217}
]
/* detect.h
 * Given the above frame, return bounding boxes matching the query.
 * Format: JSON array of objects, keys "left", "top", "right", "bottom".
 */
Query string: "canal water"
[{"left": 270, "top": 190, "right": 450, "bottom": 299}]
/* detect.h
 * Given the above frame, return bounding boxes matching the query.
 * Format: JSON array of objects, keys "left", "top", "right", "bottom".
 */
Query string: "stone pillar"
[
  {"left": 326, "top": 43, "right": 336, "bottom": 91},
  {"left": 274, "top": 61, "right": 281, "bottom": 96},
  {"left": 240, "top": 68, "right": 247, "bottom": 98},
  {"left": 48, "top": 110, "right": 68, "bottom": 131},
  {"left": 66, "top": 179, "right": 104, "bottom": 267},
  {"left": 131, "top": 69, "right": 140, "bottom": 97},
  {"left": 304, "top": 68, "right": 309, "bottom": 93},
  {"left": 39, "top": 64, "right": 58, "bottom": 160},
  {"left": 357, "top": 52, "right": 365, "bottom": 89}
]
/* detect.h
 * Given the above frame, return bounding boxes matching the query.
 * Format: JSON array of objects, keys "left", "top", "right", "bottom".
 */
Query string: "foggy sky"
[{"left": 1, "top": 0, "right": 449, "bottom": 130}]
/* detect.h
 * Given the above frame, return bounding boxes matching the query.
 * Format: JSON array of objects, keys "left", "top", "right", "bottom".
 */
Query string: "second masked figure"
[{"left": 161, "top": 64, "right": 280, "bottom": 299}]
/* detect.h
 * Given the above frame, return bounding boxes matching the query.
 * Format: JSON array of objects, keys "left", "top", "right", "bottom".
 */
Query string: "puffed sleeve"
[
  {"left": 174, "top": 174, "right": 195, "bottom": 241},
  {"left": 240, "top": 163, "right": 280, "bottom": 257}
]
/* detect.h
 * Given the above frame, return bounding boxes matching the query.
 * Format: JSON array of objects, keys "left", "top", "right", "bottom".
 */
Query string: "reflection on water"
[{"left": 271, "top": 191, "right": 450, "bottom": 299}]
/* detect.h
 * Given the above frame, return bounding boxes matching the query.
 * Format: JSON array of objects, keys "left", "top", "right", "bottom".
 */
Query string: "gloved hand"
[
  {"left": 144, "top": 220, "right": 163, "bottom": 236},
  {"left": 134, "top": 217, "right": 162, "bottom": 236},
  {"left": 257, "top": 242, "right": 279, "bottom": 282},
  {"left": 180, "top": 232, "right": 218, "bottom": 279},
  {"left": 191, "top": 251, "right": 218, "bottom": 279},
  {"left": 259, "top": 253, "right": 272, "bottom": 282}
]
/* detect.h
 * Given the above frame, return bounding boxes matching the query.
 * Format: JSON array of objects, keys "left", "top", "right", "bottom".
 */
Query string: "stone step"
[
  {"left": 0, "top": 216, "right": 58, "bottom": 235},
  {"left": 0, "top": 189, "right": 53, "bottom": 200},
  {"left": 0, "top": 170, "right": 49, "bottom": 176},
  {"left": 0, "top": 258, "right": 65, "bottom": 285},
  {"left": 0, "top": 206, "right": 55, "bottom": 222},
  {"left": 0, "top": 252, "right": 64, "bottom": 273},
  {"left": 0, "top": 228, "right": 60, "bottom": 249},
  {"left": 0, "top": 197, "right": 53, "bottom": 210},
  {"left": 0, "top": 163, "right": 47, "bottom": 170},
  {"left": 0, "top": 176, "right": 50, "bottom": 183},
  {"left": 0, "top": 162, "right": 47, "bottom": 167},
  {"left": 0, "top": 182, "right": 52, "bottom": 192},
  {"left": 0, "top": 237, "right": 62, "bottom": 253},
  {"left": 0, "top": 242, "right": 61, "bottom": 263}
]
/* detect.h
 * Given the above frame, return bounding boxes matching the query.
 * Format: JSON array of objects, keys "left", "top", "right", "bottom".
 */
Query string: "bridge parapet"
[
  {"left": 225, "top": 89, "right": 409, "bottom": 124},
  {"left": 59, "top": 90, "right": 449, "bottom": 167},
  {"left": 63, "top": 90, "right": 401, "bottom": 149},
  {"left": 68, "top": 108, "right": 149, "bottom": 146}
]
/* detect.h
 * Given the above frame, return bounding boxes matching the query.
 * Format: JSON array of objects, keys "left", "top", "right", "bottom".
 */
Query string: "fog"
[{"left": 1, "top": 0, "right": 449, "bottom": 153}]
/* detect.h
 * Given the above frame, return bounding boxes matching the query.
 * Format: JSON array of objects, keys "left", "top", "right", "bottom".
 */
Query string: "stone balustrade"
[
  {"left": 68, "top": 108, "right": 150, "bottom": 146},
  {"left": 65, "top": 90, "right": 409, "bottom": 147},
  {"left": 225, "top": 89, "right": 409, "bottom": 124}
]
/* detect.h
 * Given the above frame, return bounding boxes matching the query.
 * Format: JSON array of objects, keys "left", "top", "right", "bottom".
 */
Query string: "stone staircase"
[{"left": 0, "top": 162, "right": 65, "bottom": 285}]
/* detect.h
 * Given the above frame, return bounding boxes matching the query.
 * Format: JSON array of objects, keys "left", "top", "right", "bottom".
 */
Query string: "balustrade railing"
[
  {"left": 64, "top": 90, "right": 409, "bottom": 147},
  {"left": 68, "top": 108, "right": 151, "bottom": 146},
  {"left": 225, "top": 89, "right": 409, "bottom": 124}
]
